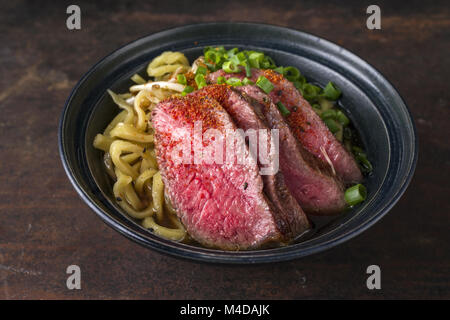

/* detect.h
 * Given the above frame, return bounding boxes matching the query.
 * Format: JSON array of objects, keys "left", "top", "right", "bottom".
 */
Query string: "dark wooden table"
[{"left": 1, "top": 0, "right": 448, "bottom": 299}]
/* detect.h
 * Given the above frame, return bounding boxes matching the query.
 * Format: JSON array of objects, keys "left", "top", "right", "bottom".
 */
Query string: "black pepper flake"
[
  {"left": 263, "top": 97, "right": 268, "bottom": 103},
  {"left": 292, "top": 106, "right": 298, "bottom": 112},
  {"left": 143, "top": 147, "right": 147, "bottom": 153},
  {"left": 306, "top": 121, "right": 311, "bottom": 126},
  {"left": 276, "top": 90, "right": 283, "bottom": 96},
  {"left": 243, "top": 182, "right": 248, "bottom": 190},
  {"left": 116, "top": 197, "right": 122, "bottom": 202}
]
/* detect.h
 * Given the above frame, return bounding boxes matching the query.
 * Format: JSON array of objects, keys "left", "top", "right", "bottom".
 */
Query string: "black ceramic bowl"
[{"left": 59, "top": 23, "right": 417, "bottom": 264}]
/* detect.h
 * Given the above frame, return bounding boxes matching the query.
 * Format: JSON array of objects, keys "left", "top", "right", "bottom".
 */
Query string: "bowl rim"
[{"left": 58, "top": 22, "right": 418, "bottom": 264}]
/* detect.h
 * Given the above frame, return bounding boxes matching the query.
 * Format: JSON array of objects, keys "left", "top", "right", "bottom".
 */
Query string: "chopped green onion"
[
  {"left": 205, "top": 62, "right": 218, "bottom": 72},
  {"left": 323, "top": 82, "right": 342, "bottom": 100},
  {"left": 267, "top": 56, "right": 277, "bottom": 68},
  {"left": 222, "top": 61, "right": 240, "bottom": 73},
  {"left": 226, "top": 77, "right": 242, "bottom": 86},
  {"left": 302, "top": 84, "right": 322, "bottom": 102},
  {"left": 276, "top": 101, "right": 291, "bottom": 116},
  {"left": 217, "top": 76, "right": 226, "bottom": 84},
  {"left": 214, "top": 46, "right": 226, "bottom": 54},
  {"left": 243, "top": 53, "right": 252, "bottom": 77},
  {"left": 256, "top": 76, "right": 274, "bottom": 94},
  {"left": 131, "top": 74, "right": 146, "bottom": 84},
  {"left": 297, "top": 75, "right": 307, "bottom": 85},
  {"left": 319, "top": 98, "right": 334, "bottom": 111},
  {"left": 293, "top": 77, "right": 306, "bottom": 90},
  {"left": 283, "top": 66, "right": 301, "bottom": 81},
  {"left": 336, "top": 110, "right": 350, "bottom": 126},
  {"left": 242, "top": 77, "right": 254, "bottom": 85},
  {"left": 235, "top": 52, "right": 247, "bottom": 63},
  {"left": 323, "top": 118, "right": 340, "bottom": 134},
  {"left": 261, "top": 56, "right": 276, "bottom": 69},
  {"left": 195, "top": 74, "right": 207, "bottom": 89},
  {"left": 273, "top": 66, "right": 284, "bottom": 74},
  {"left": 177, "top": 74, "right": 187, "bottom": 85},
  {"left": 228, "top": 54, "right": 240, "bottom": 66},
  {"left": 205, "top": 50, "right": 221, "bottom": 64},
  {"left": 335, "top": 127, "right": 343, "bottom": 142},
  {"left": 356, "top": 154, "right": 373, "bottom": 173},
  {"left": 352, "top": 146, "right": 364, "bottom": 153},
  {"left": 203, "top": 46, "right": 213, "bottom": 55},
  {"left": 352, "top": 147, "right": 373, "bottom": 173},
  {"left": 344, "top": 184, "right": 367, "bottom": 206},
  {"left": 320, "top": 109, "right": 337, "bottom": 120},
  {"left": 312, "top": 103, "right": 322, "bottom": 116},
  {"left": 343, "top": 127, "right": 353, "bottom": 141},
  {"left": 195, "top": 66, "right": 207, "bottom": 76},
  {"left": 248, "top": 52, "right": 264, "bottom": 68},
  {"left": 181, "top": 85, "right": 194, "bottom": 96},
  {"left": 226, "top": 47, "right": 239, "bottom": 57},
  {"left": 352, "top": 147, "right": 373, "bottom": 170}
]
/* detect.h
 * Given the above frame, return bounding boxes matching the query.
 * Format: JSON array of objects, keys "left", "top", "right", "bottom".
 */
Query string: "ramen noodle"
[{"left": 93, "top": 51, "right": 192, "bottom": 241}]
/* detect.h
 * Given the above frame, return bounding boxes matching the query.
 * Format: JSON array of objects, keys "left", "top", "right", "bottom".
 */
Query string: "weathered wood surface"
[{"left": 0, "top": 0, "right": 448, "bottom": 299}]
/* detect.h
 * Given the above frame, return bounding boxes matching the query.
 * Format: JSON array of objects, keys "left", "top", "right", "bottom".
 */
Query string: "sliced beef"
[
  {"left": 207, "top": 69, "right": 363, "bottom": 184},
  {"left": 192, "top": 85, "right": 310, "bottom": 232},
  {"left": 236, "top": 85, "right": 346, "bottom": 214},
  {"left": 152, "top": 95, "right": 308, "bottom": 250}
]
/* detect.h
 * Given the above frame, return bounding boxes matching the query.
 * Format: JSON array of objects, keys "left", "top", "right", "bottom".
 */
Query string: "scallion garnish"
[
  {"left": 203, "top": 46, "right": 213, "bottom": 55},
  {"left": 335, "top": 128, "right": 343, "bottom": 142},
  {"left": 336, "top": 110, "right": 350, "bottom": 126},
  {"left": 223, "top": 61, "right": 240, "bottom": 73},
  {"left": 217, "top": 76, "right": 226, "bottom": 84},
  {"left": 352, "top": 146, "right": 373, "bottom": 173},
  {"left": 205, "top": 50, "right": 221, "bottom": 64},
  {"left": 242, "top": 77, "right": 254, "bottom": 85},
  {"left": 256, "top": 76, "right": 274, "bottom": 93},
  {"left": 226, "top": 77, "right": 242, "bottom": 86},
  {"left": 323, "top": 82, "right": 342, "bottom": 100},
  {"left": 195, "top": 74, "right": 207, "bottom": 89},
  {"left": 181, "top": 85, "right": 194, "bottom": 96},
  {"left": 319, "top": 98, "right": 334, "bottom": 111},
  {"left": 283, "top": 66, "right": 301, "bottom": 81},
  {"left": 276, "top": 101, "right": 291, "bottom": 116},
  {"left": 293, "top": 78, "right": 306, "bottom": 90},
  {"left": 323, "top": 118, "right": 341, "bottom": 134},
  {"left": 195, "top": 66, "right": 207, "bottom": 76},
  {"left": 261, "top": 56, "right": 276, "bottom": 69},
  {"left": 205, "top": 62, "right": 218, "bottom": 72},
  {"left": 320, "top": 109, "right": 337, "bottom": 120},
  {"left": 243, "top": 53, "right": 252, "bottom": 78},
  {"left": 312, "top": 104, "right": 322, "bottom": 116},
  {"left": 273, "top": 66, "right": 284, "bottom": 74},
  {"left": 302, "top": 83, "right": 322, "bottom": 102},
  {"left": 226, "top": 47, "right": 239, "bottom": 57},
  {"left": 235, "top": 52, "right": 247, "bottom": 63},
  {"left": 177, "top": 74, "right": 187, "bottom": 85},
  {"left": 344, "top": 184, "right": 367, "bottom": 206},
  {"left": 248, "top": 52, "right": 264, "bottom": 68}
]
